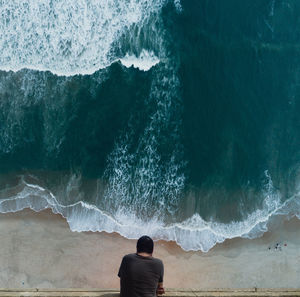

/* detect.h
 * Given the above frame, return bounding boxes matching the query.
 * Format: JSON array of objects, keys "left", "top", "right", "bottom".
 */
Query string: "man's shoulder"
[
  {"left": 123, "top": 253, "right": 137, "bottom": 260},
  {"left": 151, "top": 256, "right": 163, "bottom": 266}
]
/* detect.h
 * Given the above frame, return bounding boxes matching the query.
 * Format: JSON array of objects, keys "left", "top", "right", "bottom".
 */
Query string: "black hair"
[{"left": 136, "top": 235, "right": 154, "bottom": 254}]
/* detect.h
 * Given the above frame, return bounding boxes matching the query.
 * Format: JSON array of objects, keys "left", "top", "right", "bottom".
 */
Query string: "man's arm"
[
  {"left": 156, "top": 260, "right": 165, "bottom": 295},
  {"left": 157, "top": 282, "right": 165, "bottom": 295},
  {"left": 118, "top": 256, "right": 126, "bottom": 278}
]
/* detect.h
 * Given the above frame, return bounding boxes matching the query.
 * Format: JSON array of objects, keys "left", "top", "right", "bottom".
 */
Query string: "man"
[{"left": 118, "top": 235, "right": 165, "bottom": 297}]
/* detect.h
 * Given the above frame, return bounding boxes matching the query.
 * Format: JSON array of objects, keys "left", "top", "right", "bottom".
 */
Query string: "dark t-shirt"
[{"left": 118, "top": 253, "right": 164, "bottom": 297}]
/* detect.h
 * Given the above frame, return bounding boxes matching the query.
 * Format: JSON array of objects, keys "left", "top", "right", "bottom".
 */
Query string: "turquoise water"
[{"left": 0, "top": 0, "right": 300, "bottom": 251}]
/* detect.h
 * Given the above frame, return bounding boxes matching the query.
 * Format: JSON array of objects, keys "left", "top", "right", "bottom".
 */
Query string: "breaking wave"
[
  {"left": 0, "top": 0, "right": 177, "bottom": 75},
  {"left": 1, "top": 172, "right": 300, "bottom": 252}
]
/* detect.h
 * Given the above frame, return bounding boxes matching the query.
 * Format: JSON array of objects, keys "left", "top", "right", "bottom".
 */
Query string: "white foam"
[
  {"left": 120, "top": 50, "right": 160, "bottom": 71},
  {"left": 102, "top": 60, "right": 185, "bottom": 221},
  {"left": 0, "top": 0, "right": 167, "bottom": 76}
]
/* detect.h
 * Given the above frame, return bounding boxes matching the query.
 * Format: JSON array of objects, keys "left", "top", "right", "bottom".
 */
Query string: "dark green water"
[{"left": 0, "top": 0, "right": 300, "bottom": 251}]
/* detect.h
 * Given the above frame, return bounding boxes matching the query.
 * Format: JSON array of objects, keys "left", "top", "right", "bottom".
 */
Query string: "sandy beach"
[{"left": 0, "top": 209, "right": 299, "bottom": 289}]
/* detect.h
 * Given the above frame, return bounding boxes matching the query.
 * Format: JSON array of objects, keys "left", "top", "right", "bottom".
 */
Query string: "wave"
[
  {"left": 1, "top": 173, "right": 300, "bottom": 252},
  {"left": 0, "top": 0, "right": 178, "bottom": 76}
]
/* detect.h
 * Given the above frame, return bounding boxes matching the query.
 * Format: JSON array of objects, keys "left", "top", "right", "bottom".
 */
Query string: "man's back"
[{"left": 118, "top": 253, "right": 164, "bottom": 297}]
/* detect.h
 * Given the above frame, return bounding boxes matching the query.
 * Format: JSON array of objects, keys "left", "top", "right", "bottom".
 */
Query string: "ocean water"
[{"left": 1, "top": 0, "right": 300, "bottom": 251}]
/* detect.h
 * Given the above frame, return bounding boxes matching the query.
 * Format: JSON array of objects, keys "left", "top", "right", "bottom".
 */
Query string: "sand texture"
[{"left": 0, "top": 209, "right": 299, "bottom": 289}]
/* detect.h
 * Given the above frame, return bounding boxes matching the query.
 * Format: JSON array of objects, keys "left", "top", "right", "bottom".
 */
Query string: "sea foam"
[
  {"left": 0, "top": 0, "right": 178, "bottom": 76},
  {"left": 120, "top": 50, "right": 160, "bottom": 71}
]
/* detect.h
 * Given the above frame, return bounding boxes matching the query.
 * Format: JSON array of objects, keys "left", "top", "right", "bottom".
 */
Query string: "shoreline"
[{"left": 0, "top": 208, "right": 300, "bottom": 288}]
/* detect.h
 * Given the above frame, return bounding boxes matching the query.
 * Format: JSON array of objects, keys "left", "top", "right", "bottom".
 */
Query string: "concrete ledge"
[{"left": 0, "top": 289, "right": 300, "bottom": 297}]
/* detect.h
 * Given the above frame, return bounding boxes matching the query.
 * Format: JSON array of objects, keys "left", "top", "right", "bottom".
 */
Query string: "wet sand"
[{"left": 0, "top": 209, "right": 299, "bottom": 289}]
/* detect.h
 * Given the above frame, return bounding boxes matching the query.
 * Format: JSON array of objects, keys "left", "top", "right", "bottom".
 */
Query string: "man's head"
[{"left": 136, "top": 235, "right": 154, "bottom": 254}]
